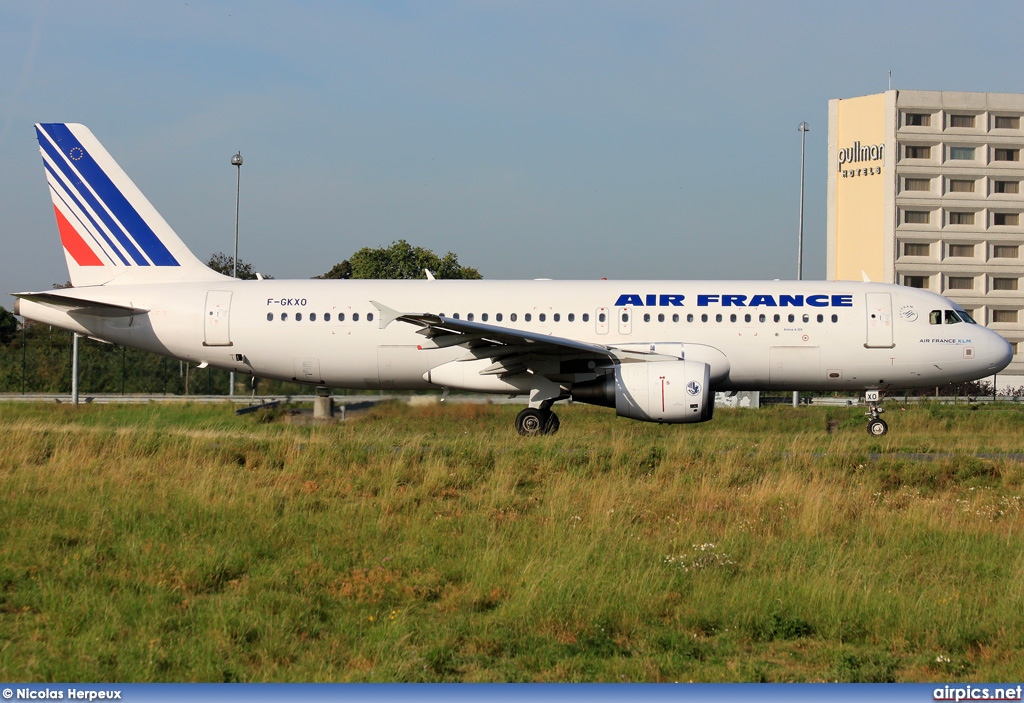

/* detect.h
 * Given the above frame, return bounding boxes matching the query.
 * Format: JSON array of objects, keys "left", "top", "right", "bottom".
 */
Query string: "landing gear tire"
[
  {"left": 515, "top": 408, "right": 560, "bottom": 436},
  {"left": 866, "top": 418, "right": 888, "bottom": 436}
]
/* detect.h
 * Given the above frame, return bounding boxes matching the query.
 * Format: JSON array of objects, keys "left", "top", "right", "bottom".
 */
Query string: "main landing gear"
[
  {"left": 515, "top": 407, "right": 560, "bottom": 436},
  {"left": 864, "top": 390, "right": 888, "bottom": 436}
]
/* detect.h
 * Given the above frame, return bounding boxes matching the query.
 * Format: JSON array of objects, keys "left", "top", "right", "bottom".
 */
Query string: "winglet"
[{"left": 370, "top": 300, "right": 401, "bottom": 329}]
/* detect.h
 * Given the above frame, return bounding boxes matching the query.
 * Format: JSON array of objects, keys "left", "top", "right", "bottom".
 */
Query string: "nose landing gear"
[{"left": 864, "top": 390, "right": 888, "bottom": 436}]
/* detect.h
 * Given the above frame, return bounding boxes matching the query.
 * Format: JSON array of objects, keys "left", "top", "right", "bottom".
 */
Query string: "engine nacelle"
[{"left": 571, "top": 360, "right": 713, "bottom": 423}]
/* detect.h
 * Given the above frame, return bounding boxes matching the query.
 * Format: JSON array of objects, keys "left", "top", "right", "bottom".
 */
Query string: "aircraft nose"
[{"left": 989, "top": 331, "right": 1014, "bottom": 373}]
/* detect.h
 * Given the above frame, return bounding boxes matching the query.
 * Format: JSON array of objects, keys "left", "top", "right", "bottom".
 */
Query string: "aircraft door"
[
  {"left": 865, "top": 293, "right": 894, "bottom": 348},
  {"left": 203, "top": 291, "right": 232, "bottom": 347},
  {"left": 617, "top": 306, "right": 633, "bottom": 335},
  {"left": 596, "top": 307, "right": 609, "bottom": 335}
]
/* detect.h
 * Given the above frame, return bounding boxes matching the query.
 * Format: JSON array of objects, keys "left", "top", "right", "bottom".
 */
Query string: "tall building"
[{"left": 828, "top": 90, "right": 1024, "bottom": 379}]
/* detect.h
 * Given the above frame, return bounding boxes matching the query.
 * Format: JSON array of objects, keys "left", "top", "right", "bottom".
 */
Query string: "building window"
[
  {"left": 993, "top": 278, "right": 1019, "bottom": 291},
  {"left": 994, "top": 180, "right": 1020, "bottom": 194},
  {"left": 904, "top": 275, "right": 929, "bottom": 288},
  {"left": 947, "top": 276, "right": 974, "bottom": 290},
  {"left": 903, "top": 178, "right": 931, "bottom": 192},
  {"left": 994, "top": 116, "right": 1020, "bottom": 129},
  {"left": 904, "top": 210, "right": 930, "bottom": 224},
  {"left": 995, "top": 148, "right": 1021, "bottom": 162},
  {"left": 993, "top": 309, "right": 1018, "bottom": 323},
  {"left": 948, "top": 147, "right": 975, "bottom": 160},
  {"left": 994, "top": 245, "right": 1019, "bottom": 258},
  {"left": 904, "top": 145, "right": 931, "bottom": 159},
  {"left": 948, "top": 212, "right": 975, "bottom": 225},
  {"left": 993, "top": 213, "right": 1020, "bottom": 226},
  {"left": 905, "top": 113, "right": 931, "bottom": 127},
  {"left": 948, "top": 244, "right": 975, "bottom": 257},
  {"left": 903, "top": 242, "right": 930, "bottom": 256},
  {"left": 949, "top": 115, "right": 976, "bottom": 128},
  {"left": 948, "top": 179, "right": 975, "bottom": 193}
]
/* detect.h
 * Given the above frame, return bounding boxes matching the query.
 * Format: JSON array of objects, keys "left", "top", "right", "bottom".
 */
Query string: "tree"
[
  {"left": 0, "top": 306, "right": 17, "bottom": 346},
  {"left": 315, "top": 260, "right": 352, "bottom": 280},
  {"left": 207, "top": 252, "right": 273, "bottom": 280},
  {"left": 319, "top": 240, "right": 481, "bottom": 280}
]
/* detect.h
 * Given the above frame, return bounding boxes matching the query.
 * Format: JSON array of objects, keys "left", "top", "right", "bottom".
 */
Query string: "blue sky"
[{"left": 3, "top": 1, "right": 1024, "bottom": 295}]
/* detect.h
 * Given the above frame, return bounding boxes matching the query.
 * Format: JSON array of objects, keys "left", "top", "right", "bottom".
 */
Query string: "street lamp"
[
  {"left": 230, "top": 151, "right": 243, "bottom": 396},
  {"left": 794, "top": 121, "right": 809, "bottom": 409}
]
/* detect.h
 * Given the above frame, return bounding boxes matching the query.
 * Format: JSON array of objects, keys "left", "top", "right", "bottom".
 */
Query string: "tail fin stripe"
[
  {"left": 51, "top": 183, "right": 118, "bottom": 266},
  {"left": 44, "top": 159, "right": 131, "bottom": 266},
  {"left": 53, "top": 205, "right": 104, "bottom": 266},
  {"left": 36, "top": 124, "right": 180, "bottom": 267}
]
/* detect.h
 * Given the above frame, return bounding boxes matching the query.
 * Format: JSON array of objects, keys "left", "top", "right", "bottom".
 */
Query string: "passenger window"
[
  {"left": 802, "top": 314, "right": 809, "bottom": 323},
  {"left": 759, "top": 314, "right": 766, "bottom": 323},
  {"left": 643, "top": 313, "right": 651, "bottom": 322},
  {"left": 729, "top": 314, "right": 737, "bottom": 322},
  {"left": 353, "top": 313, "right": 359, "bottom": 322},
  {"left": 266, "top": 312, "right": 273, "bottom": 321},
  {"left": 325, "top": 313, "right": 331, "bottom": 322},
  {"left": 687, "top": 314, "right": 694, "bottom": 322},
  {"left": 539, "top": 313, "right": 546, "bottom": 322},
  {"left": 701, "top": 314, "right": 708, "bottom": 322},
  {"left": 310, "top": 312, "right": 317, "bottom": 322},
  {"left": 658, "top": 313, "right": 665, "bottom": 322},
  {"left": 621, "top": 313, "right": 629, "bottom": 322},
  {"left": 673, "top": 313, "right": 680, "bottom": 322},
  {"left": 715, "top": 314, "right": 723, "bottom": 322},
  {"left": 453, "top": 313, "right": 460, "bottom": 319},
  {"left": 525, "top": 313, "right": 532, "bottom": 322},
  {"left": 744, "top": 314, "right": 751, "bottom": 323},
  {"left": 568, "top": 313, "right": 575, "bottom": 322},
  {"left": 482, "top": 313, "right": 488, "bottom": 322},
  {"left": 788, "top": 314, "right": 795, "bottom": 323},
  {"left": 367, "top": 312, "right": 374, "bottom": 322},
  {"left": 774, "top": 314, "right": 781, "bottom": 323},
  {"left": 339, "top": 313, "right": 345, "bottom": 322},
  {"left": 831, "top": 314, "right": 838, "bottom": 322},
  {"left": 554, "top": 313, "right": 560, "bottom": 322},
  {"left": 945, "top": 310, "right": 961, "bottom": 324},
  {"left": 511, "top": 313, "right": 518, "bottom": 322},
  {"left": 583, "top": 313, "right": 590, "bottom": 322},
  {"left": 467, "top": 313, "right": 475, "bottom": 321},
  {"left": 929, "top": 310, "right": 942, "bottom": 324},
  {"left": 816, "top": 314, "right": 823, "bottom": 323},
  {"left": 281, "top": 312, "right": 288, "bottom": 321},
  {"left": 598, "top": 313, "right": 605, "bottom": 322},
  {"left": 496, "top": 313, "right": 503, "bottom": 322},
  {"left": 296, "top": 312, "right": 303, "bottom": 321}
]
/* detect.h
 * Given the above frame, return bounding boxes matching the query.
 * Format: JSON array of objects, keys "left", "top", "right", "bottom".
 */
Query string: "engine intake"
[{"left": 571, "top": 360, "right": 713, "bottom": 423}]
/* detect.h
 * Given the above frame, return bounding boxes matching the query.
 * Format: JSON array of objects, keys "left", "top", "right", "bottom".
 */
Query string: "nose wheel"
[
  {"left": 515, "top": 407, "right": 560, "bottom": 436},
  {"left": 865, "top": 404, "right": 888, "bottom": 436}
]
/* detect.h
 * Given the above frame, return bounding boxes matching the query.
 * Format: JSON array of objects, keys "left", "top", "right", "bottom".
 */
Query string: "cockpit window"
[
  {"left": 929, "top": 310, "right": 942, "bottom": 325},
  {"left": 944, "top": 310, "right": 961, "bottom": 324},
  {"left": 956, "top": 309, "right": 977, "bottom": 324}
]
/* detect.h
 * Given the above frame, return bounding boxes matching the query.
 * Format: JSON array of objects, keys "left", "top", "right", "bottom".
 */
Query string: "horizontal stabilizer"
[{"left": 14, "top": 291, "right": 147, "bottom": 318}]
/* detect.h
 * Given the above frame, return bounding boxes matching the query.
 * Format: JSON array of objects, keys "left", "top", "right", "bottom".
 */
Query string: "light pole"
[
  {"left": 793, "top": 121, "right": 809, "bottom": 409},
  {"left": 230, "top": 151, "right": 243, "bottom": 397}
]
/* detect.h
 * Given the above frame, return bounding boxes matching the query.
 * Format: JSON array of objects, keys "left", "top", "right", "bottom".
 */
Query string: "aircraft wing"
[
  {"left": 372, "top": 301, "right": 677, "bottom": 378},
  {"left": 14, "top": 291, "right": 148, "bottom": 318}
]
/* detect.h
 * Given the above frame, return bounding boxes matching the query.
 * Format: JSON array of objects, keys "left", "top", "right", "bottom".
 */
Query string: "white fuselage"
[{"left": 17, "top": 278, "right": 1013, "bottom": 394}]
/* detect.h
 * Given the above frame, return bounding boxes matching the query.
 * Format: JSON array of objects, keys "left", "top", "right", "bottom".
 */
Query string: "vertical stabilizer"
[{"left": 35, "top": 123, "right": 228, "bottom": 287}]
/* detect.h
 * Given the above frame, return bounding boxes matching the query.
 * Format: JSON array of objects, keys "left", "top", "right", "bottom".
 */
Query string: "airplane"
[{"left": 12, "top": 123, "right": 1014, "bottom": 436}]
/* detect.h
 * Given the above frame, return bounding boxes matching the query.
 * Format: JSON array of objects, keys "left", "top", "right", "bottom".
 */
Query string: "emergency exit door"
[
  {"left": 203, "top": 290, "right": 233, "bottom": 347},
  {"left": 865, "top": 292, "right": 894, "bottom": 348}
]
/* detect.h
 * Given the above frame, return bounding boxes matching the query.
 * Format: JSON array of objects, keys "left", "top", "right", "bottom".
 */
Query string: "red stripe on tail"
[{"left": 54, "top": 206, "right": 103, "bottom": 266}]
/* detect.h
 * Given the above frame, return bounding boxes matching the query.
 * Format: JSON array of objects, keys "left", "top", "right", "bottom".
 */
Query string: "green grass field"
[{"left": 1, "top": 400, "right": 1022, "bottom": 682}]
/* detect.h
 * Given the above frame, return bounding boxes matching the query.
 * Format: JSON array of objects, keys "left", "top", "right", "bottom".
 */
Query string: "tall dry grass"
[{"left": 0, "top": 400, "right": 1022, "bottom": 681}]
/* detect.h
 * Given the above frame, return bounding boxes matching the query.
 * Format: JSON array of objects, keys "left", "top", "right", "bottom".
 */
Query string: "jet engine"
[{"left": 571, "top": 360, "right": 713, "bottom": 423}]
